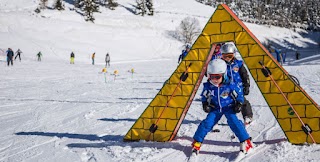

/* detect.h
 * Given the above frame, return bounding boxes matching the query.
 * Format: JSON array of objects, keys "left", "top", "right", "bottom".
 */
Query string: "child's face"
[
  {"left": 209, "top": 74, "right": 223, "bottom": 85},
  {"left": 222, "top": 53, "right": 234, "bottom": 62}
]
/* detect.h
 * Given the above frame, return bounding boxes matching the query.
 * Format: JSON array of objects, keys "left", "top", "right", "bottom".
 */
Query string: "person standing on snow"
[
  {"left": 14, "top": 49, "right": 22, "bottom": 61},
  {"left": 191, "top": 59, "right": 253, "bottom": 155},
  {"left": 70, "top": 52, "right": 75, "bottom": 64},
  {"left": 92, "top": 52, "right": 95, "bottom": 65},
  {"left": 37, "top": 51, "right": 42, "bottom": 61},
  {"left": 178, "top": 45, "right": 190, "bottom": 63},
  {"left": 211, "top": 43, "right": 222, "bottom": 60},
  {"left": 220, "top": 43, "right": 253, "bottom": 125},
  {"left": 105, "top": 53, "right": 110, "bottom": 67},
  {"left": 6, "top": 48, "right": 14, "bottom": 66}
]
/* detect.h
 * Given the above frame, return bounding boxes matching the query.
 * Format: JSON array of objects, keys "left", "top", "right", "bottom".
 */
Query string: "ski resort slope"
[{"left": 1, "top": 0, "right": 320, "bottom": 162}]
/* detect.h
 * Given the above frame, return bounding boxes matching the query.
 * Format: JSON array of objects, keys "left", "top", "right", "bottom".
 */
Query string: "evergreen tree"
[
  {"left": 39, "top": 0, "right": 48, "bottom": 9},
  {"left": 54, "top": 0, "right": 65, "bottom": 10},
  {"left": 83, "top": 0, "right": 96, "bottom": 22},
  {"left": 106, "top": 0, "right": 118, "bottom": 10},
  {"left": 135, "top": 0, "right": 153, "bottom": 16}
]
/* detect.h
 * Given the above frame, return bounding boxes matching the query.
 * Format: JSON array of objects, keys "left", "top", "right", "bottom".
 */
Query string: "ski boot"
[
  {"left": 240, "top": 138, "right": 254, "bottom": 154},
  {"left": 191, "top": 141, "right": 202, "bottom": 155}
]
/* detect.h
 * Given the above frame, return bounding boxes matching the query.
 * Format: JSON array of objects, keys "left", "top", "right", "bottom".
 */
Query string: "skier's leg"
[
  {"left": 241, "top": 98, "right": 253, "bottom": 123},
  {"left": 193, "top": 110, "right": 222, "bottom": 143},
  {"left": 224, "top": 109, "right": 250, "bottom": 142}
]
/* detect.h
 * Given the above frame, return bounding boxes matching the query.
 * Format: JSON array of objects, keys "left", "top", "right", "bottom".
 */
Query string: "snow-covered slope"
[{"left": 1, "top": 0, "right": 320, "bottom": 162}]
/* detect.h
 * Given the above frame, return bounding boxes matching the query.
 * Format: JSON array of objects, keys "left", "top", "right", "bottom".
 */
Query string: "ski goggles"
[
  {"left": 222, "top": 53, "right": 234, "bottom": 59},
  {"left": 209, "top": 74, "right": 223, "bottom": 80}
]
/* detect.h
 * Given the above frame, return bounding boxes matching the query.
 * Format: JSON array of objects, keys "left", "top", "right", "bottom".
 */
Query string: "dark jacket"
[{"left": 7, "top": 50, "right": 14, "bottom": 59}]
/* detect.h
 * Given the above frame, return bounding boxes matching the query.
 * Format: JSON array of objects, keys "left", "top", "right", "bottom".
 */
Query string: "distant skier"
[
  {"left": 178, "top": 45, "right": 190, "bottom": 63},
  {"left": 220, "top": 43, "right": 253, "bottom": 125},
  {"left": 191, "top": 59, "right": 253, "bottom": 156},
  {"left": 14, "top": 49, "right": 22, "bottom": 61},
  {"left": 105, "top": 53, "right": 110, "bottom": 67},
  {"left": 37, "top": 52, "right": 42, "bottom": 61},
  {"left": 211, "top": 43, "right": 222, "bottom": 60},
  {"left": 70, "top": 52, "right": 75, "bottom": 64},
  {"left": 92, "top": 52, "right": 95, "bottom": 65},
  {"left": 295, "top": 51, "right": 300, "bottom": 60},
  {"left": 6, "top": 48, "right": 14, "bottom": 66}
]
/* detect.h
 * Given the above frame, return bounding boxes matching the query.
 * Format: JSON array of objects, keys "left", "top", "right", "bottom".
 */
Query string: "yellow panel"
[
  {"left": 304, "top": 118, "right": 320, "bottom": 131},
  {"left": 271, "top": 106, "right": 278, "bottom": 118},
  {"left": 185, "top": 49, "right": 199, "bottom": 61},
  {"left": 193, "top": 35, "right": 210, "bottom": 48},
  {"left": 236, "top": 44, "right": 249, "bottom": 58},
  {"left": 278, "top": 118, "right": 291, "bottom": 131},
  {"left": 264, "top": 59, "right": 278, "bottom": 68},
  {"left": 306, "top": 105, "right": 320, "bottom": 117},
  {"left": 166, "top": 119, "right": 179, "bottom": 130},
  {"left": 288, "top": 92, "right": 312, "bottom": 105},
  {"left": 153, "top": 131, "right": 172, "bottom": 142},
  {"left": 198, "top": 49, "right": 210, "bottom": 61},
  {"left": 264, "top": 94, "right": 287, "bottom": 106},
  {"left": 244, "top": 56, "right": 264, "bottom": 69},
  {"left": 169, "top": 96, "right": 189, "bottom": 108},
  {"left": 273, "top": 80, "right": 295, "bottom": 93},
  {"left": 182, "top": 85, "right": 194, "bottom": 95},
  {"left": 150, "top": 95, "right": 167, "bottom": 107},
  {"left": 153, "top": 107, "right": 177, "bottom": 119},
  {"left": 277, "top": 105, "right": 305, "bottom": 118},
  {"left": 312, "top": 131, "right": 320, "bottom": 143},
  {"left": 188, "top": 61, "right": 204, "bottom": 73},
  {"left": 257, "top": 81, "right": 271, "bottom": 93},
  {"left": 211, "top": 9, "right": 231, "bottom": 22},
  {"left": 162, "top": 84, "right": 181, "bottom": 96},
  {"left": 124, "top": 4, "right": 320, "bottom": 144},
  {"left": 290, "top": 118, "right": 303, "bottom": 131},
  {"left": 248, "top": 44, "right": 265, "bottom": 56},
  {"left": 235, "top": 32, "right": 256, "bottom": 44},
  {"left": 286, "top": 131, "right": 307, "bottom": 144},
  {"left": 210, "top": 33, "right": 234, "bottom": 43},
  {"left": 141, "top": 107, "right": 154, "bottom": 118},
  {"left": 203, "top": 23, "right": 221, "bottom": 35},
  {"left": 129, "top": 129, "right": 146, "bottom": 140},
  {"left": 221, "top": 21, "right": 242, "bottom": 33}
]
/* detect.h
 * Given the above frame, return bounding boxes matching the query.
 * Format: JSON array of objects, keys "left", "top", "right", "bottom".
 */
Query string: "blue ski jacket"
[
  {"left": 225, "top": 59, "right": 250, "bottom": 89},
  {"left": 200, "top": 81, "right": 244, "bottom": 112}
]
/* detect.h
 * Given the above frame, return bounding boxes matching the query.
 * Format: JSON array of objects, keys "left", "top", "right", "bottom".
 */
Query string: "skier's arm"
[
  {"left": 239, "top": 64, "right": 250, "bottom": 88},
  {"left": 231, "top": 83, "right": 244, "bottom": 103}
]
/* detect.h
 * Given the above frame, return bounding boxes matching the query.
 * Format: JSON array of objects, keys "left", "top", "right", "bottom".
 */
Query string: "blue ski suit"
[{"left": 193, "top": 81, "right": 250, "bottom": 143}]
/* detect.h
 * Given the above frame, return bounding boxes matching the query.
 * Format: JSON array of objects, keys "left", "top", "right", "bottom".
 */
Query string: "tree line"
[
  {"left": 196, "top": 0, "right": 320, "bottom": 31},
  {"left": 36, "top": 0, "right": 154, "bottom": 23}
]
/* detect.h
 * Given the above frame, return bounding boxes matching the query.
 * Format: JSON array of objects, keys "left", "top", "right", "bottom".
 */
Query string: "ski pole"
[{"left": 258, "top": 61, "right": 316, "bottom": 143}]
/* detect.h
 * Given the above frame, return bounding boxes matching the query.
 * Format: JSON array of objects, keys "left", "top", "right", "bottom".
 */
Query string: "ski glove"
[
  {"left": 244, "top": 86, "right": 250, "bottom": 95},
  {"left": 202, "top": 102, "right": 211, "bottom": 113},
  {"left": 233, "top": 101, "right": 243, "bottom": 113}
]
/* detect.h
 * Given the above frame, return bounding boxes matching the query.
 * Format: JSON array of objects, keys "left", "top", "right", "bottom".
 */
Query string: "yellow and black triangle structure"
[{"left": 124, "top": 4, "right": 320, "bottom": 144}]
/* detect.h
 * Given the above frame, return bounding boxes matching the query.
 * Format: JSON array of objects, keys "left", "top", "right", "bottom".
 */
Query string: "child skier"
[
  {"left": 211, "top": 43, "right": 222, "bottom": 60},
  {"left": 70, "top": 52, "right": 75, "bottom": 64},
  {"left": 191, "top": 59, "right": 253, "bottom": 155},
  {"left": 178, "top": 45, "right": 190, "bottom": 63},
  {"left": 220, "top": 43, "right": 253, "bottom": 125}
]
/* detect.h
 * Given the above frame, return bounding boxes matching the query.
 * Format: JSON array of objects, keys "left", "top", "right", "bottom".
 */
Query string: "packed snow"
[{"left": 1, "top": 0, "right": 320, "bottom": 162}]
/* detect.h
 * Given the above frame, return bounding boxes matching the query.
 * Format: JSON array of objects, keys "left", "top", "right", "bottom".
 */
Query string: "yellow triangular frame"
[{"left": 124, "top": 4, "right": 320, "bottom": 144}]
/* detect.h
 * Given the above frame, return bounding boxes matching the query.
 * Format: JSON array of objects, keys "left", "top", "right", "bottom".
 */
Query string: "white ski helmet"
[
  {"left": 207, "top": 59, "right": 227, "bottom": 76},
  {"left": 220, "top": 43, "right": 236, "bottom": 54}
]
